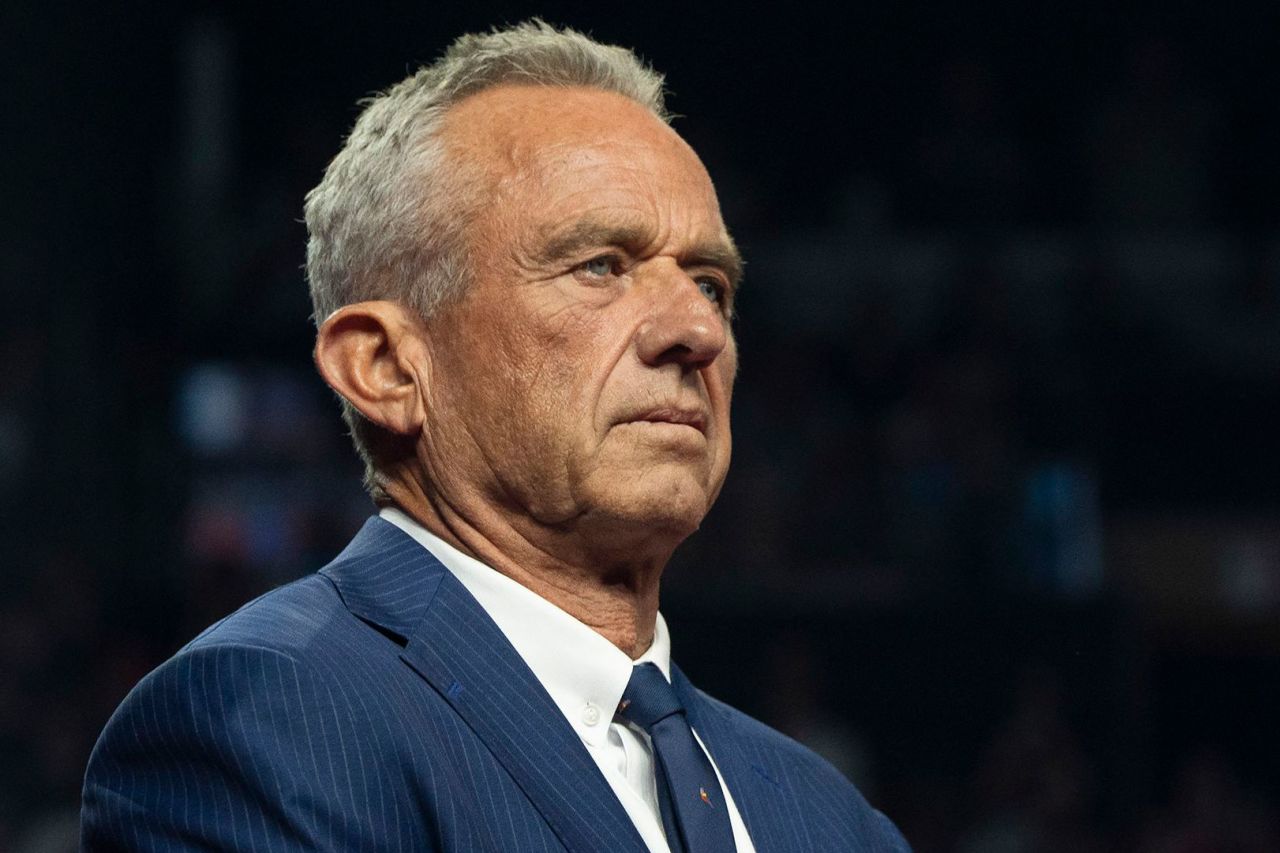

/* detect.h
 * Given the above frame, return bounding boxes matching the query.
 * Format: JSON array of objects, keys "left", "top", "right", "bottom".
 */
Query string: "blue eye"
[
  {"left": 582, "top": 256, "right": 613, "bottom": 277},
  {"left": 697, "top": 279, "right": 723, "bottom": 303}
]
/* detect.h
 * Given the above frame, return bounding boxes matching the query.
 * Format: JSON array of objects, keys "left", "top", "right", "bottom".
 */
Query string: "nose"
[{"left": 634, "top": 265, "right": 729, "bottom": 372}]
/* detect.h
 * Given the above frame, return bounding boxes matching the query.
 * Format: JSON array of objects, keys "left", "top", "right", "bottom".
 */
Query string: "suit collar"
[
  {"left": 319, "top": 516, "right": 447, "bottom": 641},
  {"left": 379, "top": 506, "right": 678, "bottom": 753},
  {"left": 321, "top": 517, "right": 649, "bottom": 853}
]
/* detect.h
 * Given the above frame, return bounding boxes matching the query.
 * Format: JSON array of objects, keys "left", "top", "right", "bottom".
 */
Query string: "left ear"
[{"left": 313, "top": 300, "right": 429, "bottom": 437}]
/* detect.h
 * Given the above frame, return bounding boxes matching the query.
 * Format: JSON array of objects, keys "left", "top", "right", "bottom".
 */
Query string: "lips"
[{"left": 623, "top": 406, "right": 708, "bottom": 434}]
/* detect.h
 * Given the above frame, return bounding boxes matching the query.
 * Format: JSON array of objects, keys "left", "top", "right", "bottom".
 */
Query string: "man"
[{"left": 82, "top": 21, "right": 909, "bottom": 852}]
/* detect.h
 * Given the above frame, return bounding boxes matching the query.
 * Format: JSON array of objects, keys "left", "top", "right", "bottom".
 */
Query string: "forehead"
[{"left": 441, "top": 84, "right": 726, "bottom": 240}]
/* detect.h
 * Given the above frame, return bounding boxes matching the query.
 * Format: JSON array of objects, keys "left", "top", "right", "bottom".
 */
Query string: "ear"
[{"left": 313, "top": 301, "right": 427, "bottom": 437}]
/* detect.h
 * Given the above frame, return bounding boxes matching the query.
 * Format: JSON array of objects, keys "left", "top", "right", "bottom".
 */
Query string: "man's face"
[{"left": 418, "top": 85, "right": 739, "bottom": 547}]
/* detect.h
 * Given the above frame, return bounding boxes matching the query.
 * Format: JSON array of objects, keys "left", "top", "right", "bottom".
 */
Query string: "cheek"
[{"left": 498, "top": 304, "right": 611, "bottom": 439}]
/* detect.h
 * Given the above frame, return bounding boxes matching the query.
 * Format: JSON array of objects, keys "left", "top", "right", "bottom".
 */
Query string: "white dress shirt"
[{"left": 380, "top": 507, "right": 756, "bottom": 853}]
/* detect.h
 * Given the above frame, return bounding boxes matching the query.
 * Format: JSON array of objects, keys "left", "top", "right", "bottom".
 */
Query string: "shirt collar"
[{"left": 379, "top": 507, "right": 671, "bottom": 749}]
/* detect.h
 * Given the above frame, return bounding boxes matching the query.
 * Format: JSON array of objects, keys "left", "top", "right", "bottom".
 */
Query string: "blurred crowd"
[{"left": 4, "top": 10, "right": 1279, "bottom": 851}]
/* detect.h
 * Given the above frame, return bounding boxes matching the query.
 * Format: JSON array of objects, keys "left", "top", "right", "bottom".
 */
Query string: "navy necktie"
[{"left": 617, "top": 663, "right": 737, "bottom": 853}]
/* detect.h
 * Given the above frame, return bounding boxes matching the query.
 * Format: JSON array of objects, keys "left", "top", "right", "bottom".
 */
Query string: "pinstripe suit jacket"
[{"left": 82, "top": 517, "right": 909, "bottom": 851}]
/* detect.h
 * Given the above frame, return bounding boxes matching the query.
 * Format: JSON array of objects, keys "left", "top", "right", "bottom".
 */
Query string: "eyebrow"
[{"left": 536, "top": 217, "right": 744, "bottom": 288}]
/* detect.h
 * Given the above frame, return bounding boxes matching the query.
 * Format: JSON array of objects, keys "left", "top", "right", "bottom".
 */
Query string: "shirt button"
[{"left": 582, "top": 704, "right": 601, "bottom": 726}]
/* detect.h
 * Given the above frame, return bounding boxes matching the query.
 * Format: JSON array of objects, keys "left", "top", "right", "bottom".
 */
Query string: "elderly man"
[{"left": 82, "top": 21, "right": 908, "bottom": 852}]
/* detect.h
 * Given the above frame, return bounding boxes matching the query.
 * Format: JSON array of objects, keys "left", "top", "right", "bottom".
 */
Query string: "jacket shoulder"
[
  {"left": 82, "top": 574, "right": 435, "bottom": 850},
  {"left": 183, "top": 572, "right": 349, "bottom": 656}
]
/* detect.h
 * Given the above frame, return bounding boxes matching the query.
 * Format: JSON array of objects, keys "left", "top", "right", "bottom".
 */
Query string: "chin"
[{"left": 583, "top": 467, "right": 715, "bottom": 542}]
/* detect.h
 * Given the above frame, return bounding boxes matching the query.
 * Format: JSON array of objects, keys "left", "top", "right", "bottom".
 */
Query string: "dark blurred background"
[{"left": 3, "top": 1, "right": 1279, "bottom": 850}]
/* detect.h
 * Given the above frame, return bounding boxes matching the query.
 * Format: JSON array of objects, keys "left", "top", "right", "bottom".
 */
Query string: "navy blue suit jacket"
[{"left": 83, "top": 518, "right": 909, "bottom": 851}]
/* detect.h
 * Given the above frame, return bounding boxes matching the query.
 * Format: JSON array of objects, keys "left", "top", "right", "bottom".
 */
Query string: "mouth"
[{"left": 624, "top": 407, "right": 708, "bottom": 434}]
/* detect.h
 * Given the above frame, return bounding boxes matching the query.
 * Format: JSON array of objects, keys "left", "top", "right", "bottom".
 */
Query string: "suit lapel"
[
  {"left": 673, "top": 664, "right": 779, "bottom": 850},
  {"left": 322, "top": 518, "right": 648, "bottom": 853}
]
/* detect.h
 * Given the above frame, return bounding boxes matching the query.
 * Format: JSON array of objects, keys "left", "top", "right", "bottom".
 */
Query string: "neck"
[{"left": 382, "top": 476, "right": 670, "bottom": 658}]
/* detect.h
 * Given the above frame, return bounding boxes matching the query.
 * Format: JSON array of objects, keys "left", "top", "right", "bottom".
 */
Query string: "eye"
[
  {"left": 580, "top": 256, "right": 615, "bottom": 278},
  {"left": 696, "top": 277, "right": 725, "bottom": 304}
]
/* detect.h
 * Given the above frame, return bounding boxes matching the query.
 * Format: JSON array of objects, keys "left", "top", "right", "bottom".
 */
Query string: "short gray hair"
[{"left": 303, "top": 20, "right": 668, "bottom": 500}]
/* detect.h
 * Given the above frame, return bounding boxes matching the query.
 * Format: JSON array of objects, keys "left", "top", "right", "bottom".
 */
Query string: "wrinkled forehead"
[{"left": 440, "top": 84, "right": 724, "bottom": 218}]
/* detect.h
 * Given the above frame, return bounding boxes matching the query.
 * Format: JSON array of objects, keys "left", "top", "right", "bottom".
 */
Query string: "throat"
[
  {"left": 380, "top": 479, "right": 664, "bottom": 658},
  {"left": 495, "top": 560, "right": 662, "bottom": 659}
]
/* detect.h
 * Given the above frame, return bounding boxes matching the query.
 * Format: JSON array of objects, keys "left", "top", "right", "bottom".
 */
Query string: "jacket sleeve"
[{"left": 81, "top": 642, "right": 408, "bottom": 852}]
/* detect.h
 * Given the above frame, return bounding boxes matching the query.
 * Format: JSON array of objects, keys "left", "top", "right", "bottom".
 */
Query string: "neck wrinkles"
[{"left": 382, "top": 473, "right": 664, "bottom": 658}]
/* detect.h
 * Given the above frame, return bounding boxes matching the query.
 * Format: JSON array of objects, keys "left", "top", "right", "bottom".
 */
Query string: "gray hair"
[{"left": 303, "top": 20, "right": 669, "bottom": 500}]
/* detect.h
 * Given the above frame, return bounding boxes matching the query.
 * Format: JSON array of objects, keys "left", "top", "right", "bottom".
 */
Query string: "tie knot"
[{"left": 617, "top": 663, "right": 684, "bottom": 732}]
